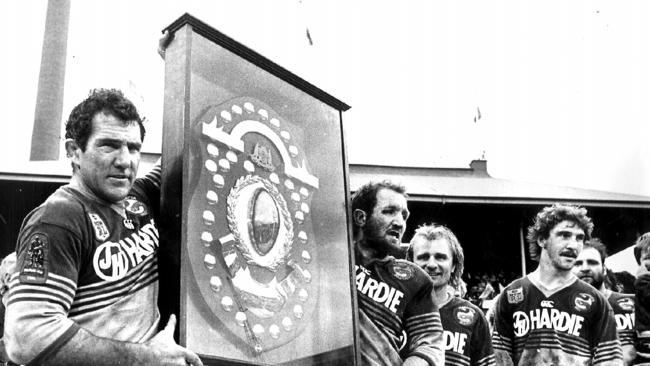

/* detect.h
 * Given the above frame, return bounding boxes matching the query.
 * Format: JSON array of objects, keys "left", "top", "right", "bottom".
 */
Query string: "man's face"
[
  {"left": 411, "top": 236, "right": 455, "bottom": 290},
  {"left": 572, "top": 246, "right": 605, "bottom": 289},
  {"left": 641, "top": 247, "right": 650, "bottom": 271},
  {"left": 540, "top": 220, "right": 585, "bottom": 272},
  {"left": 71, "top": 112, "right": 142, "bottom": 203},
  {"left": 362, "top": 188, "right": 409, "bottom": 256}
]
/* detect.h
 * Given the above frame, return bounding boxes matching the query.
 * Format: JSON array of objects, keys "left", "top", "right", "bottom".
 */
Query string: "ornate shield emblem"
[{"left": 186, "top": 97, "right": 319, "bottom": 354}]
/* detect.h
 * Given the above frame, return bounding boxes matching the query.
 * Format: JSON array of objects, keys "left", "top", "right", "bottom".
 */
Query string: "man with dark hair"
[
  {"left": 352, "top": 180, "right": 444, "bottom": 365},
  {"left": 492, "top": 203, "right": 622, "bottom": 366},
  {"left": 3, "top": 89, "right": 202, "bottom": 365},
  {"left": 572, "top": 239, "right": 635, "bottom": 365},
  {"left": 633, "top": 232, "right": 650, "bottom": 364},
  {"left": 406, "top": 224, "right": 495, "bottom": 366}
]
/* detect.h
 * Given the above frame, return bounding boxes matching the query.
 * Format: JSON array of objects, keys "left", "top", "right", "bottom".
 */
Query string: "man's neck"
[
  {"left": 432, "top": 284, "right": 453, "bottom": 308},
  {"left": 531, "top": 263, "right": 576, "bottom": 293},
  {"left": 69, "top": 175, "right": 126, "bottom": 217},
  {"left": 355, "top": 238, "right": 379, "bottom": 266},
  {"left": 600, "top": 285, "right": 610, "bottom": 298}
]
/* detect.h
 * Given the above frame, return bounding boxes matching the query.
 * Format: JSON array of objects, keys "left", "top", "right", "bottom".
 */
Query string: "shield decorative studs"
[{"left": 186, "top": 97, "right": 319, "bottom": 354}]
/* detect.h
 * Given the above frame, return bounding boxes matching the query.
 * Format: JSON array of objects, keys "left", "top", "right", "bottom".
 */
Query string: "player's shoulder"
[
  {"left": 443, "top": 297, "right": 485, "bottom": 327},
  {"left": 390, "top": 258, "right": 432, "bottom": 285},
  {"left": 608, "top": 291, "right": 635, "bottom": 313},
  {"left": 571, "top": 277, "right": 606, "bottom": 299},
  {"left": 30, "top": 186, "right": 85, "bottom": 224},
  {"left": 21, "top": 185, "right": 88, "bottom": 236},
  {"left": 496, "top": 276, "right": 530, "bottom": 306}
]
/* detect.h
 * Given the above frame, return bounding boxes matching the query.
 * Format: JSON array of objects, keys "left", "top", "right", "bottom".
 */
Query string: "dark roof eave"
[{"left": 407, "top": 194, "right": 650, "bottom": 208}]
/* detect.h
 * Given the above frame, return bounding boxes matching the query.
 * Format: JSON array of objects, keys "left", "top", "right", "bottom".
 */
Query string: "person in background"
[
  {"left": 406, "top": 224, "right": 495, "bottom": 366},
  {"left": 633, "top": 232, "right": 650, "bottom": 364},
  {"left": 492, "top": 203, "right": 622, "bottom": 366},
  {"left": 3, "top": 89, "right": 202, "bottom": 366},
  {"left": 352, "top": 181, "right": 444, "bottom": 365},
  {"left": 0, "top": 252, "right": 16, "bottom": 366},
  {"left": 573, "top": 238, "right": 635, "bottom": 365}
]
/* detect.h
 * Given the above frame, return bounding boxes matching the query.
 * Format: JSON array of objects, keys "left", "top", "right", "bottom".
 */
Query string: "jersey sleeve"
[
  {"left": 131, "top": 162, "right": 161, "bottom": 218},
  {"left": 3, "top": 223, "right": 84, "bottom": 365},
  {"left": 491, "top": 289, "right": 514, "bottom": 363},
  {"left": 403, "top": 281, "right": 445, "bottom": 365},
  {"left": 471, "top": 310, "right": 496, "bottom": 366},
  {"left": 591, "top": 295, "right": 623, "bottom": 365}
]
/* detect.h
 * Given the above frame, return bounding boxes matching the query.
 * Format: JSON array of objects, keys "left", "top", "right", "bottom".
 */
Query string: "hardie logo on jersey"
[
  {"left": 617, "top": 297, "right": 634, "bottom": 312},
  {"left": 444, "top": 330, "right": 468, "bottom": 354},
  {"left": 88, "top": 213, "right": 109, "bottom": 241},
  {"left": 455, "top": 306, "right": 476, "bottom": 326},
  {"left": 19, "top": 233, "right": 49, "bottom": 284},
  {"left": 615, "top": 313, "right": 635, "bottom": 331},
  {"left": 573, "top": 293, "right": 595, "bottom": 312},
  {"left": 92, "top": 219, "right": 159, "bottom": 281},
  {"left": 125, "top": 196, "right": 148, "bottom": 216},
  {"left": 512, "top": 309, "right": 585, "bottom": 337},
  {"left": 507, "top": 287, "right": 524, "bottom": 304},
  {"left": 356, "top": 265, "right": 404, "bottom": 313},
  {"left": 392, "top": 262, "right": 414, "bottom": 280}
]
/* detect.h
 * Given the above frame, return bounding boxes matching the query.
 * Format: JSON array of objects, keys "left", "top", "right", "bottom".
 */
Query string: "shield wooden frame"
[{"left": 158, "top": 13, "right": 358, "bottom": 365}]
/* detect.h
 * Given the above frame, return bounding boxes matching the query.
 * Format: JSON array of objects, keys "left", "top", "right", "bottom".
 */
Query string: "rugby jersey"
[
  {"left": 4, "top": 166, "right": 161, "bottom": 365},
  {"left": 356, "top": 255, "right": 444, "bottom": 365},
  {"left": 606, "top": 291, "right": 635, "bottom": 362},
  {"left": 440, "top": 296, "right": 495, "bottom": 366},
  {"left": 492, "top": 276, "right": 622, "bottom": 366}
]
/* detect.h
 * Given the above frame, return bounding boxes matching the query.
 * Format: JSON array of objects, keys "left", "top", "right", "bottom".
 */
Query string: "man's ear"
[
  {"left": 353, "top": 209, "right": 367, "bottom": 228},
  {"left": 65, "top": 139, "right": 81, "bottom": 166},
  {"left": 537, "top": 238, "right": 546, "bottom": 250}
]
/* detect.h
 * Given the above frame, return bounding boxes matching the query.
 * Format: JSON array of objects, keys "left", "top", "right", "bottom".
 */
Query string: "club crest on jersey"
[
  {"left": 455, "top": 305, "right": 476, "bottom": 326},
  {"left": 88, "top": 212, "right": 109, "bottom": 241},
  {"left": 616, "top": 297, "right": 634, "bottom": 312},
  {"left": 185, "top": 97, "right": 321, "bottom": 353},
  {"left": 507, "top": 287, "right": 524, "bottom": 304},
  {"left": 392, "top": 262, "right": 414, "bottom": 280},
  {"left": 125, "top": 196, "right": 148, "bottom": 216},
  {"left": 19, "top": 233, "right": 49, "bottom": 283},
  {"left": 573, "top": 293, "right": 595, "bottom": 312}
]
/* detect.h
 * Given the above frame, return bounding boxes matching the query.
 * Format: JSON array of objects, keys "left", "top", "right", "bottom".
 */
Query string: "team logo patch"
[
  {"left": 125, "top": 196, "right": 148, "bottom": 216},
  {"left": 617, "top": 297, "right": 635, "bottom": 312},
  {"left": 455, "top": 305, "right": 476, "bottom": 326},
  {"left": 88, "top": 213, "right": 109, "bottom": 241},
  {"left": 392, "top": 262, "right": 414, "bottom": 280},
  {"left": 507, "top": 287, "right": 524, "bottom": 304},
  {"left": 19, "top": 233, "right": 49, "bottom": 284},
  {"left": 573, "top": 293, "right": 595, "bottom": 312}
]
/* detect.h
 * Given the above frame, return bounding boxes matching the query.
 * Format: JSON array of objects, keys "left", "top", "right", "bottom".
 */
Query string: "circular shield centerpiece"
[
  {"left": 227, "top": 175, "right": 293, "bottom": 272},
  {"left": 249, "top": 189, "right": 280, "bottom": 256}
]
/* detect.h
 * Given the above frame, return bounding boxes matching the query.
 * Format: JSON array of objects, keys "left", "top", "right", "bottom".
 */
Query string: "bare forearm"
[
  {"left": 494, "top": 350, "right": 514, "bottom": 366},
  {"left": 622, "top": 345, "right": 635, "bottom": 366},
  {"left": 38, "top": 328, "right": 155, "bottom": 366},
  {"left": 403, "top": 355, "right": 431, "bottom": 366}
]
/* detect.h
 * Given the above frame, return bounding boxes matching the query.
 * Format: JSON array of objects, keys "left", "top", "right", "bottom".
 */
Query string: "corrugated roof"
[{"left": 349, "top": 160, "right": 650, "bottom": 208}]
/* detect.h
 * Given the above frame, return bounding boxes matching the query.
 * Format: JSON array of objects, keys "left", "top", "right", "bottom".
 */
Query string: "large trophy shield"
[{"left": 159, "top": 14, "right": 357, "bottom": 365}]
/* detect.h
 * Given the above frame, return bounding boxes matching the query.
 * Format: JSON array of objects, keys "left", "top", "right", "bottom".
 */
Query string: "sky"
[{"left": 1, "top": 0, "right": 650, "bottom": 197}]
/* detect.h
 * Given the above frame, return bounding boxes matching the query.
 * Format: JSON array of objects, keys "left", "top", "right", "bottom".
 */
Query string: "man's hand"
[{"left": 146, "top": 314, "right": 203, "bottom": 366}]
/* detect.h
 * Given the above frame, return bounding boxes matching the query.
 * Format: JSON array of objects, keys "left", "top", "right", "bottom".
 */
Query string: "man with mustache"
[
  {"left": 492, "top": 204, "right": 622, "bottom": 366},
  {"left": 406, "top": 224, "right": 495, "bottom": 366},
  {"left": 352, "top": 181, "right": 444, "bottom": 365},
  {"left": 572, "top": 239, "right": 635, "bottom": 365}
]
